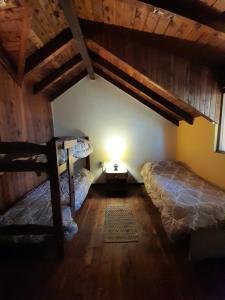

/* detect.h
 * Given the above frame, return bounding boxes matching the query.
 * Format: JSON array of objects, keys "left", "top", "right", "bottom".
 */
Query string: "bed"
[
  {"left": 141, "top": 161, "right": 225, "bottom": 240},
  {"left": 0, "top": 136, "right": 94, "bottom": 256}
]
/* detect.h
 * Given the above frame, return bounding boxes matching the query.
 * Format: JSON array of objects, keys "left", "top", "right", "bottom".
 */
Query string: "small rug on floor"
[{"left": 104, "top": 205, "right": 138, "bottom": 243}]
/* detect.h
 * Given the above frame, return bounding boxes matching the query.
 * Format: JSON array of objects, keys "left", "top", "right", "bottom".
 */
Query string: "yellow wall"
[{"left": 176, "top": 116, "right": 225, "bottom": 189}]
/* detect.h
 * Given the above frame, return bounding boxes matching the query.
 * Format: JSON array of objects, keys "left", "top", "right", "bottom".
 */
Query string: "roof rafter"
[
  {"left": 33, "top": 54, "right": 82, "bottom": 94},
  {"left": 25, "top": 28, "right": 73, "bottom": 74},
  {"left": 90, "top": 50, "right": 193, "bottom": 124},
  {"left": 49, "top": 70, "right": 87, "bottom": 101},
  {"left": 95, "top": 65, "right": 179, "bottom": 126},
  {"left": 94, "top": 61, "right": 181, "bottom": 120},
  {"left": 59, "top": 0, "right": 95, "bottom": 80}
]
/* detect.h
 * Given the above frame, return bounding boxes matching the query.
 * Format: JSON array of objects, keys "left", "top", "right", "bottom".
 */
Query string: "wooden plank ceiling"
[{"left": 0, "top": 0, "right": 224, "bottom": 125}]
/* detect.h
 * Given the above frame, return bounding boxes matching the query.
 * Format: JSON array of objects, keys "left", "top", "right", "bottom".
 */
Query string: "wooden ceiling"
[{"left": 0, "top": 0, "right": 224, "bottom": 126}]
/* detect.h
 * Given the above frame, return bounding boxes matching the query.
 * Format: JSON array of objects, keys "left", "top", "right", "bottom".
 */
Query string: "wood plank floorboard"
[{"left": 0, "top": 184, "right": 225, "bottom": 300}]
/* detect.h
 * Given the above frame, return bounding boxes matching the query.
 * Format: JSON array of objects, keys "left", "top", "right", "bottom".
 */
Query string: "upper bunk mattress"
[{"left": 141, "top": 161, "right": 225, "bottom": 240}]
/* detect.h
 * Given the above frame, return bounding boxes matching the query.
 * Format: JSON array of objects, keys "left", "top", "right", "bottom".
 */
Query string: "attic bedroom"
[{"left": 1, "top": 0, "right": 225, "bottom": 299}]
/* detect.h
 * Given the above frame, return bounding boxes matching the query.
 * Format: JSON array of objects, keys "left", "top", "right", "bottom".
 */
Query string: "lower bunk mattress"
[
  {"left": 0, "top": 168, "right": 94, "bottom": 243},
  {"left": 141, "top": 161, "right": 225, "bottom": 240}
]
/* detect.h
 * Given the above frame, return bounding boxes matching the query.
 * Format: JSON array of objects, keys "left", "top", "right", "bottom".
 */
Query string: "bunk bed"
[{"left": 0, "top": 136, "right": 93, "bottom": 258}]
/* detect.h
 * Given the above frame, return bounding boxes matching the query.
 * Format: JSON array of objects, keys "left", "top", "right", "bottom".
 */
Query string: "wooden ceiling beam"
[
  {"left": 141, "top": 0, "right": 225, "bottom": 33},
  {"left": 90, "top": 51, "right": 193, "bottom": 124},
  {"left": 33, "top": 54, "right": 82, "bottom": 94},
  {"left": 49, "top": 70, "right": 87, "bottom": 102},
  {"left": 25, "top": 28, "right": 73, "bottom": 74},
  {"left": 59, "top": 0, "right": 95, "bottom": 80},
  {"left": 95, "top": 66, "right": 179, "bottom": 126},
  {"left": 17, "top": 0, "right": 31, "bottom": 82},
  {"left": 94, "top": 61, "right": 182, "bottom": 120}
]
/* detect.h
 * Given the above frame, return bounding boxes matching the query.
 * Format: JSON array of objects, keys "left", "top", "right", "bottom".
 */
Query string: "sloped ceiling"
[{"left": 0, "top": 0, "right": 224, "bottom": 125}]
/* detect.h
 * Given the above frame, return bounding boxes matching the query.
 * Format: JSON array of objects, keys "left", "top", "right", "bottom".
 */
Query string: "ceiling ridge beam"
[
  {"left": 59, "top": 0, "right": 95, "bottom": 80},
  {"left": 95, "top": 66, "right": 179, "bottom": 126},
  {"left": 25, "top": 28, "right": 73, "bottom": 74},
  {"left": 90, "top": 51, "right": 193, "bottom": 124},
  {"left": 33, "top": 54, "right": 82, "bottom": 94},
  {"left": 49, "top": 70, "right": 87, "bottom": 102}
]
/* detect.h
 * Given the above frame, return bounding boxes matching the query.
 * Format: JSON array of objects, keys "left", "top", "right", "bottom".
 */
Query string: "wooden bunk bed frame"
[{"left": 0, "top": 137, "right": 78, "bottom": 258}]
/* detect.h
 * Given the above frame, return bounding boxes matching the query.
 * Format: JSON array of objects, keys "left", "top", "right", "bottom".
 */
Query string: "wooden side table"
[{"left": 104, "top": 165, "right": 128, "bottom": 196}]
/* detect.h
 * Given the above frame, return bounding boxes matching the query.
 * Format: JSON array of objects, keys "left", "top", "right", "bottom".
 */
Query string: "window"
[{"left": 218, "top": 94, "right": 225, "bottom": 152}]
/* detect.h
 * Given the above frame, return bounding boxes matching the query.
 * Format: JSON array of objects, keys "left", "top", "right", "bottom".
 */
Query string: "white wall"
[{"left": 52, "top": 75, "right": 177, "bottom": 182}]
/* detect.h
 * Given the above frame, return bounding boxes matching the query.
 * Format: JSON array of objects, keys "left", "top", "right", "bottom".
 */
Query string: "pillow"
[
  {"left": 58, "top": 149, "right": 67, "bottom": 165},
  {"left": 72, "top": 138, "right": 93, "bottom": 158}
]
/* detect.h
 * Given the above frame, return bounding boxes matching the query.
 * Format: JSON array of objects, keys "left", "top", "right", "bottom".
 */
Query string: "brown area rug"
[{"left": 104, "top": 205, "right": 138, "bottom": 243}]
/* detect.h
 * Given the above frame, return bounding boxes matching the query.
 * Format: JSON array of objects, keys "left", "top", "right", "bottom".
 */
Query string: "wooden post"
[
  {"left": 48, "top": 139, "right": 64, "bottom": 259},
  {"left": 67, "top": 147, "right": 76, "bottom": 213},
  {"left": 59, "top": 0, "right": 95, "bottom": 79}
]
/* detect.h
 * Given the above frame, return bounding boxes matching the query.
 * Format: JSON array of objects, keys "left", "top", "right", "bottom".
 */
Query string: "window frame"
[{"left": 216, "top": 93, "right": 225, "bottom": 153}]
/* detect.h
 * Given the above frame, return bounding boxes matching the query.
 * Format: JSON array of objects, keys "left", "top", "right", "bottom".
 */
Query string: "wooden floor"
[{"left": 0, "top": 185, "right": 225, "bottom": 300}]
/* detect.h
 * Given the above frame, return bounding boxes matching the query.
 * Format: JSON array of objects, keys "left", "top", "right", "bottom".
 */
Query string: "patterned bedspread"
[
  {"left": 0, "top": 168, "right": 94, "bottom": 243},
  {"left": 141, "top": 161, "right": 225, "bottom": 240}
]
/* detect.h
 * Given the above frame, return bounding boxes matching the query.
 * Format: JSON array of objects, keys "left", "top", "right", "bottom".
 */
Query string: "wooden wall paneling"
[
  {"left": 0, "top": 64, "right": 53, "bottom": 213},
  {"left": 132, "top": 1, "right": 149, "bottom": 31},
  {"left": 47, "top": 0, "right": 68, "bottom": 32},
  {"left": 83, "top": 23, "right": 220, "bottom": 121},
  {"left": 115, "top": 0, "right": 135, "bottom": 29},
  {"left": 0, "top": 1, "right": 18, "bottom": 10},
  {"left": 91, "top": 50, "right": 193, "bottom": 123},
  {"left": 154, "top": 15, "right": 171, "bottom": 35},
  {"left": 213, "top": 0, "right": 225, "bottom": 11},
  {"left": 142, "top": 0, "right": 225, "bottom": 33},
  {"left": 86, "top": 37, "right": 199, "bottom": 116},
  {"left": 102, "top": 0, "right": 115, "bottom": 24},
  {"left": 73, "top": 0, "right": 94, "bottom": 20},
  {"left": 29, "top": 3, "right": 55, "bottom": 41},
  {"left": 90, "top": 0, "right": 103, "bottom": 22},
  {"left": 204, "top": 72, "right": 212, "bottom": 117},
  {"left": 215, "top": 89, "right": 222, "bottom": 124},
  {"left": 144, "top": 6, "right": 159, "bottom": 33},
  {"left": 76, "top": 0, "right": 225, "bottom": 63},
  {"left": 0, "top": 7, "right": 23, "bottom": 22}
]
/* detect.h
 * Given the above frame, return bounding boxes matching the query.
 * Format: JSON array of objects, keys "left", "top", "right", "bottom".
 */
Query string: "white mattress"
[{"left": 141, "top": 161, "right": 225, "bottom": 240}]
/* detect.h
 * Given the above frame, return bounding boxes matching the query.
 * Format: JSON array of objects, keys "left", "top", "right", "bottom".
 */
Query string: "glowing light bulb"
[{"left": 105, "top": 136, "right": 125, "bottom": 162}]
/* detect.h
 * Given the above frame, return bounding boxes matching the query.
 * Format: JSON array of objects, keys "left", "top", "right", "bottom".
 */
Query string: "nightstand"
[{"left": 104, "top": 164, "right": 128, "bottom": 196}]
